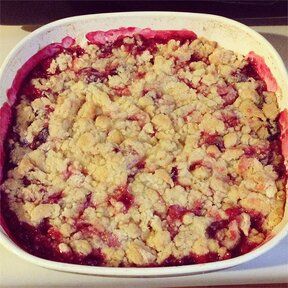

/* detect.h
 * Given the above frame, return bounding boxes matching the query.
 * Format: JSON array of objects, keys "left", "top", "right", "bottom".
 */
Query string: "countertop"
[{"left": 0, "top": 24, "right": 287, "bottom": 288}]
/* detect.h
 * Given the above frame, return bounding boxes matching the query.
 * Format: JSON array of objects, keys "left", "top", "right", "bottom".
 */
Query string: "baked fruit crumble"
[{"left": 0, "top": 28, "right": 287, "bottom": 267}]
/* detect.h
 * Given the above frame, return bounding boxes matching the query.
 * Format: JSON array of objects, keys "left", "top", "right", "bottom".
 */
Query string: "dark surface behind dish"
[{"left": 1, "top": 0, "right": 287, "bottom": 26}]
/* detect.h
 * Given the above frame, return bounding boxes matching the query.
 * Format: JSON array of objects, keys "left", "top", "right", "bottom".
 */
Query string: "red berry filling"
[
  {"left": 217, "top": 84, "right": 238, "bottom": 107},
  {"left": 222, "top": 112, "right": 240, "bottom": 128},
  {"left": 167, "top": 204, "right": 189, "bottom": 221},
  {"left": 192, "top": 200, "right": 203, "bottom": 216},
  {"left": 170, "top": 166, "right": 179, "bottom": 184},
  {"left": 112, "top": 186, "right": 134, "bottom": 212},
  {"left": 206, "top": 220, "right": 229, "bottom": 239},
  {"left": 225, "top": 207, "right": 243, "bottom": 220},
  {"left": 66, "top": 45, "right": 85, "bottom": 57},
  {"left": 44, "top": 191, "right": 63, "bottom": 204},
  {"left": 162, "top": 252, "right": 219, "bottom": 266},
  {"left": 167, "top": 204, "right": 190, "bottom": 238},
  {"left": 80, "top": 249, "right": 105, "bottom": 266},
  {"left": 249, "top": 210, "right": 265, "bottom": 232},
  {"left": 28, "top": 127, "right": 49, "bottom": 150},
  {"left": 200, "top": 132, "right": 225, "bottom": 151},
  {"left": 114, "top": 86, "right": 130, "bottom": 96},
  {"left": 240, "top": 63, "right": 262, "bottom": 81},
  {"left": 189, "top": 160, "right": 203, "bottom": 171},
  {"left": 78, "top": 193, "right": 92, "bottom": 217},
  {"left": 206, "top": 207, "right": 266, "bottom": 257},
  {"left": 21, "top": 83, "right": 45, "bottom": 100},
  {"left": 22, "top": 176, "right": 31, "bottom": 187}
]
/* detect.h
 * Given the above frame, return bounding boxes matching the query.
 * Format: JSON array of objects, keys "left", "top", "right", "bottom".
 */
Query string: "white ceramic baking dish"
[{"left": 0, "top": 12, "right": 287, "bottom": 277}]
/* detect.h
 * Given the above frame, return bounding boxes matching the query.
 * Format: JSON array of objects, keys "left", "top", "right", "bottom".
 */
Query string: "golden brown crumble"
[{"left": 1, "top": 33, "right": 286, "bottom": 267}]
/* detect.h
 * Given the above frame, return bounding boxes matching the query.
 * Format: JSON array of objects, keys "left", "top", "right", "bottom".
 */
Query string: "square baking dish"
[{"left": 0, "top": 12, "right": 287, "bottom": 277}]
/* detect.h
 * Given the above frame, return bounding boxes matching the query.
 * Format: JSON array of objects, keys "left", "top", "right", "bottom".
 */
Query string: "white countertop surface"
[{"left": 0, "top": 24, "right": 287, "bottom": 288}]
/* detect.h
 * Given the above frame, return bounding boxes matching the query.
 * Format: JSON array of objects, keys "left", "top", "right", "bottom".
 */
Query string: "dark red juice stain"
[
  {"left": 267, "top": 138, "right": 287, "bottom": 180},
  {"left": 44, "top": 105, "right": 55, "bottom": 114},
  {"left": 206, "top": 220, "right": 229, "bottom": 239},
  {"left": 279, "top": 109, "right": 288, "bottom": 159},
  {"left": 192, "top": 200, "right": 203, "bottom": 216},
  {"left": 114, "top": 86, "right": 130, "bottom": 96},
  {"left": 200, "top": 132, "right": 225, "bottom": 152},
  {"left": 248, "top": 210, "right": 265, "bottom": 232},
  {"left": 166, "top": 204, "right": 190, "bottom": 239},
  {"left": 226, "top": 173, "right": 237, "bottom": 185},
  {"left": 29, "top": 127, "right": 49, "bottom": 150},
  {"left": 243, "top": 145, "right": 271, "bottom": 165},
  {"left": 135, "top": 159, "right": 146, "bottom": 170},
  {"left": 217, "top": 84, "right": 238, "bottom": 107},
  {"left": 191, "top": 252, "right": 219, "bottom": 264},
  {"left": 239, "top": 63, "right": 262, "bottom": 81},
  {"left": 230, "top": 235, "right": 259, "bottom": 257},
  {"left": 189, "top": 53, "right": 202, "bottom": 62},
  {"left": 225, "top": 207, "right": 243, "bottom": 220},
  {"left": 246, "top": 51, "right": 277, "bottom": 92},
  {"left": 66, "top": 45, "right": 85, "bottom": 57},
  {"left": 161, "top": 252, "right": 219, "bottom": 266},
  {"left": 189, "top": 160, "right": 202, "bottom": 172},
  {"left": 222, "top": 113, "right": 240, "bottom": 128},
  {"left": 113, "top": 147, "right": 120, "bottom": 153},
  {"left": 170, "top": 166, "right": 179, "bottom": 183},
  {"left": 78, "top": 193, "right": 92, "bottom": 217},
  {"left": 22, "top": 176, "right": 31, "bottom": 187},
  {"left": 80, "top": 249, "right": 105, "bottom": 266},
  {"left": 167, "top": 204, "right": 189, "bottom": 221},
  {"left": 47, "top": 227, "right": 62, "bottom": 241},
  {"left": 113, "top": 185, "right": 134, "bottom": 211},
  {"left": 44, "top": 191, "right": 63, "bottom": 204},
  {"left": 21, "top": 83, "right": 45, "bottom": 100},
  {"left": 256, "top": 80, "right": 268, "bottom": 97}
]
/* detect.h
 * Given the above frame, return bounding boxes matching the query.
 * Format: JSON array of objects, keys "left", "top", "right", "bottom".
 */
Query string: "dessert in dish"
[{"left": 0, "top": 28, "right": 286, "bottom": 267}]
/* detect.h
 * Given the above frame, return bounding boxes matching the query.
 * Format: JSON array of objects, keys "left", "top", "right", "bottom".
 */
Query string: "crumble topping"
[{"left": 0, "top": 29, "right": 286, "bottom": 267}]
